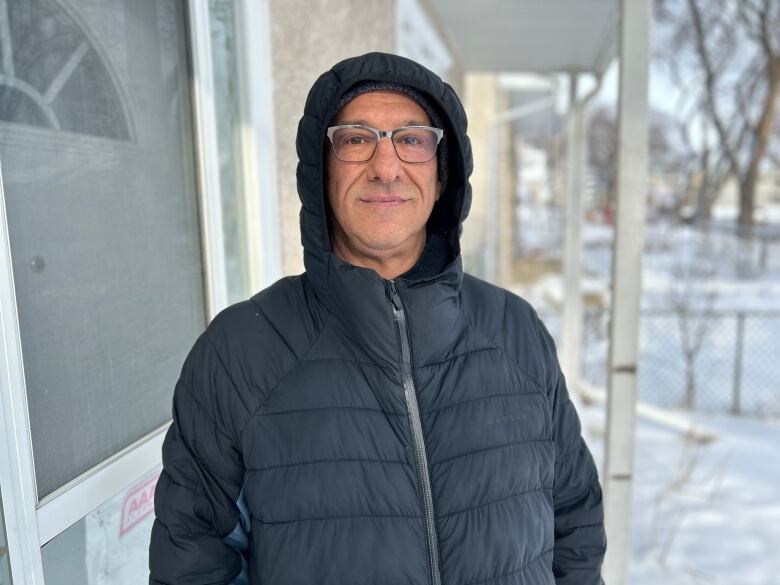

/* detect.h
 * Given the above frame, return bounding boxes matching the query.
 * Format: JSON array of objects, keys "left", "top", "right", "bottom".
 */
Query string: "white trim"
[
  {"left": 0, "top": 161, "right": 45, "bottom": 584},
  {"left": 188, "top": 0, "right": 229, "bottom": 318},
  {"left": 36, "top": 424, "right": 168, "bottom": 546},
  {"left": 235, "top": 0, "right": 282, "bottom": 290}
]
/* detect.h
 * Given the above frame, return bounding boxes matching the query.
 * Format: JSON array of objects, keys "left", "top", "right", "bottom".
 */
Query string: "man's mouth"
[{"left": 359, "top": 195, "right": 409, "bottom": 207}]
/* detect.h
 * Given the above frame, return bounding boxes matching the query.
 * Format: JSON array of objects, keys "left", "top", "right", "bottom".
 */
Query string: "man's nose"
[{"left": 368, "top": 137, "right": 402, "bottom": 182}]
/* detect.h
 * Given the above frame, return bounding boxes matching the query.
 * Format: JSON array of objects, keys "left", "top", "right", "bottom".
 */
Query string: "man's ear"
[{"left": 435, "top": 180, "right": 442, "bottom": 201}]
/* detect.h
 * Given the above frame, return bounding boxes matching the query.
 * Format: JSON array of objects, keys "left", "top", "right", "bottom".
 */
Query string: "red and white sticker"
[{"left": 119, "top": 472, "right": 160, "bottom": 537}]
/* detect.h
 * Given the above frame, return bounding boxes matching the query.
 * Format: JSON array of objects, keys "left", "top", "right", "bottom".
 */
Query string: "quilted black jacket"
[{"left": 150, "top": 52, "right": 606, "bottom": 585}]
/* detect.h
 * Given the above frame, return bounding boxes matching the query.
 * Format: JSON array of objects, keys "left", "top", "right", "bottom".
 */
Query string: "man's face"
[{"left": 326, "top": 91, "right": 441, "bottom": 265}]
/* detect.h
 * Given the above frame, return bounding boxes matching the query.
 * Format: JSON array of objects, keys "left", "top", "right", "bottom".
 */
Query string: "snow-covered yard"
[{"left": 582, "top": 404, "right": 780, "bottom": 585}]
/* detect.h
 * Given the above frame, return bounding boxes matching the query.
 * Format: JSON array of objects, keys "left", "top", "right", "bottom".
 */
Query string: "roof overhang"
[{"left": 425, "top": 0, "right": 618, "bottom": 75}]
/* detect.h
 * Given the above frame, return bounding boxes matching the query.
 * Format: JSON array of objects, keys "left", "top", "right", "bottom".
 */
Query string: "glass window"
[
  {"left": 0, "top": 0, "right": 206, "bottom": 498},
  {"left": 210, "top": 0, "right": 250, "bottom": 304},
  {"left": 41, "top": 467, "right": 160, "bottom": 585}
]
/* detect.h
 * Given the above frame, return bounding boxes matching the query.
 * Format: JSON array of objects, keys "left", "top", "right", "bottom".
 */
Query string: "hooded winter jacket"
[{"left": 150, "top": 52, "right": 606, "bottom": 585}]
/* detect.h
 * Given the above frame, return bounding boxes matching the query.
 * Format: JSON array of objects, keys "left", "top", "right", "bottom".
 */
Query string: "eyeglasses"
[{"left": 326, "top": 124, "right": 444, "bottom": 163}]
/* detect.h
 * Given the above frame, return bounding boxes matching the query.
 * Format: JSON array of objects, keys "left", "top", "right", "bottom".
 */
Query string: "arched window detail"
[{"left": 0, "top": 0, "right": 134, "bottom": 141}]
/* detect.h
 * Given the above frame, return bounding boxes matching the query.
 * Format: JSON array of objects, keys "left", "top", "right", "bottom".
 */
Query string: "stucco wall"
[
  {"left": 461, "top": 73, "right": 514, "bottom": 283},
  {"left": 462, "top": 73, "right": 498, "bottom": 276},
  {"left": 268, "top": 0, "right": 395, "bottom": 276}
]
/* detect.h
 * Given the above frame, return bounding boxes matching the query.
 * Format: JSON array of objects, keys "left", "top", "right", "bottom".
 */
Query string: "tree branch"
[
  {"left": 686, "top": 0, "right": 742, "bottom": 177},
  {"left": 758, "top": 0, "right": 777, "bottom": 58},
  {"left": 746, "top": 60, "right": 780, "bottom": 180},
  {"left": 736, "top": 0, "right": 763, "bottom": 45}
]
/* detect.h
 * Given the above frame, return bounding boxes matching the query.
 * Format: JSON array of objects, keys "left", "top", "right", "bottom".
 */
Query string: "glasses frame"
[{"left": 326, "top": 124, "right": 444, "bottom": 163}]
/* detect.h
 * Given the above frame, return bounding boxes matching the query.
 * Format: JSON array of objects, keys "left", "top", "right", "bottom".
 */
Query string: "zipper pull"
[{"left": 388, "top": 280, "right": 403, "bottom": 311}]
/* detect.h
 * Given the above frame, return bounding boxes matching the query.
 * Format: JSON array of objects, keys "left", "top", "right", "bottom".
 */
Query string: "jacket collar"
[{"left": 321, "top": 250, "right": 467, "bottom": 370}]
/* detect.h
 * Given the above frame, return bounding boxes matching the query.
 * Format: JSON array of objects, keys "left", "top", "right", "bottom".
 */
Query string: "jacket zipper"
[{"left": 388, "top": 280, "right": 442, "bottom": 585}]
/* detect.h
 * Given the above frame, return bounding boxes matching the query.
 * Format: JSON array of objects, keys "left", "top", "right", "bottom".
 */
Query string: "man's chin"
[
  {"left": 360, "top": 239, "right": 407, "bottom": 253},
  {"left": 331, "top": 226, "right": 426, "bottom": 266},
  {"left": 359, "top": 227, "right": 420, "bottom": 251}
]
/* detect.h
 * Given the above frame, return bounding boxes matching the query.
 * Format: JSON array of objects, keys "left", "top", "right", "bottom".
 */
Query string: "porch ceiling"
[{"left": 426, "top": 0, "right": 618, "bottom": 74}]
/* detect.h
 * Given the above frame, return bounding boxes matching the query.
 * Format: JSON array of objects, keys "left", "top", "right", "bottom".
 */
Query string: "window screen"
[{"left": 0, "top": 0, "right": 206, "bottom": 498}]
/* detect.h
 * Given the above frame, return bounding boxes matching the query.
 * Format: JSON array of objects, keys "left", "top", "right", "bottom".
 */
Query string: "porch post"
[{"left": 602, "top": 0, "right": 652, "bottom": 583}]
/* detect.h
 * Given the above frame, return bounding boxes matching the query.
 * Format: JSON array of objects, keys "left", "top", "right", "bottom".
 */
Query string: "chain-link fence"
[{"left": 580, "top": 307, "right": 780, "bottom": 417}]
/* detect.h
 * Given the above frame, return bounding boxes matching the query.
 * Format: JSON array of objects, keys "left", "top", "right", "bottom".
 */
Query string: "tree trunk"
[
  {"left": 684, "top": 352, "right": 696, "bottom": 410},
  {"left": 698, "top": 193, "right": 714, "bottom": 224},
  {"left": 738, "top": 176, "right": 756, "bottom": 232},
  {"left": 739, "top": 59, "right": 780, "bottom": 232},
  {"left": 695, "top": 147, "right": 713, "bottom": 223}
]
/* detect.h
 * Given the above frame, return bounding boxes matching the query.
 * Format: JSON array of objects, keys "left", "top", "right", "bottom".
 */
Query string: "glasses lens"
[
  {"left": 393, "top": 128, "right": 439, "bottom": 162},
  {"left": 331, "top": 127, "right": 377, "bottom": 161}
]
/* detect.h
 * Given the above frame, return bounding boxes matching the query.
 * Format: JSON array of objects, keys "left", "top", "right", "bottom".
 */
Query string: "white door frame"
[
  {"left": 0, "top": 0, "right": 279, "bottom": 582},
  {"left": 0, "top": 157, "right": 46, "bottom": 585}
]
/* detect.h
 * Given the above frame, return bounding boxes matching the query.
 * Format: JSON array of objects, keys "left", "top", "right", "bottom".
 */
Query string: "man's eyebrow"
[
  {"left": 338, "top": 119, "right": 432, "bottom": 127},
  {"left": 338, "top": 119, "right": 371, "bottom": 126}
]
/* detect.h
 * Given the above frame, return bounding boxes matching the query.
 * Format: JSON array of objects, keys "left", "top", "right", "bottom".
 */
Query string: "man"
[{"left": 150, "top": 52, "right": 606, "bottom": 585}]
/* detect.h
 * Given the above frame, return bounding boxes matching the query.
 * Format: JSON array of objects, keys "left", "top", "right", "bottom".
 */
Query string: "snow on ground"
[
  {"left": 581, "top": 218, "right": 780, "bottom": 312},
  {"left": 581, "top": 403, "right": 780, "bottom": 585}
]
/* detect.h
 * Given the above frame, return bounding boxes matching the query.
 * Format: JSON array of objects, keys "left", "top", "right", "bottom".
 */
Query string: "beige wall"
[
  {"left": 268, "top": 0, "right": 395, "bottom": 276},
  {"left": 497, "top": 90, "right": 514, "bottom": 286},
  {"left": 462, "top": 73, "right": 513, "bottom": 283},
  {"left": 462, "top": 73, "right": 498, "bottom": 275}
]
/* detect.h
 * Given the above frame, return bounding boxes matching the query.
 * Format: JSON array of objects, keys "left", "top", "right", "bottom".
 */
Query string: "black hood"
[{"left": 295, "top": 52, "right": 473, "bottom": 284}]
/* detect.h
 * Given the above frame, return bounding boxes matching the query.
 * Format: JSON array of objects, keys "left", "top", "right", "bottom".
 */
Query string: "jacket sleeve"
[
  {"left": 536, "top": 316, "right": 607, "bottom": 585},
  {"left": 149, "top": 331, "right": 251, "bottom": 585}
]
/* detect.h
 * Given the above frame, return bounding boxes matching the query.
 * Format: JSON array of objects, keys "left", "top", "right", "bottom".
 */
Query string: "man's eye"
[
  {"left": 340, "top": 135, "right": 368, "bottom": 145},
  {"left": 396, "top": 131, "right": 432, "bottom": 148}
]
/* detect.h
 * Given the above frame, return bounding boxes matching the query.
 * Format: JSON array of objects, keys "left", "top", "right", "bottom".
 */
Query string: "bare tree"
[
  {"left": 587, "top": 107, "right": 619, "bottom": 208},
  {"left": 587, "top": 105, "right": 688, "bottom": 210},
  {"left": 668, "top": 236, "right": 720, "bottom": 409},
  {"left": 655, "top": 0, "right": 780, "bottom": 232}
]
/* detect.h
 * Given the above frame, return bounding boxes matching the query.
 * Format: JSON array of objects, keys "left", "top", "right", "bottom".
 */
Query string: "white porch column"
[
  {"left": 562, "top": 72, "right": 602, "bottom": 394},
  {"left": 603, "top": 1, "right": 652, "bottom": 583},
  {"left": 561, "top": 75, "right": 584, "bottom": 386}
]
